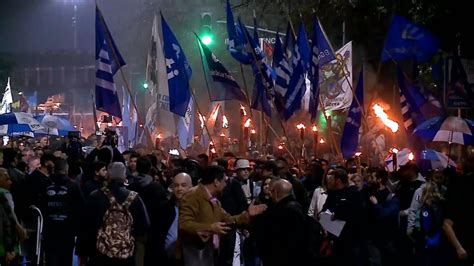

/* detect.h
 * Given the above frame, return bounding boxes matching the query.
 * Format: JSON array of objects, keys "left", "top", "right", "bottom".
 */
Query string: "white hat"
[{"left": 235, "top": 159, "right": 251, "bottom": 170}]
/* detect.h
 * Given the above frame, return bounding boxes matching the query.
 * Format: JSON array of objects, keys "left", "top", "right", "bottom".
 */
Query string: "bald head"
[
  {"left": 271, "top": 179, "right": 293, "bottom": 203},
  {"left": 172, "top": 173, "right": 193, "bottom": 200}
]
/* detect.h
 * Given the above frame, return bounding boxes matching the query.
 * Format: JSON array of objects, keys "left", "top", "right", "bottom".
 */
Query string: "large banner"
[
  {"left": 444, "top": 56, "right": 473, "bottom": 109},
  {"left": 320, "top": 41, "right": 353, "bottom": 111}
]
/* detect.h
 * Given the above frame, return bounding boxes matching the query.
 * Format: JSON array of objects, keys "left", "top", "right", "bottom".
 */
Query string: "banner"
[
  {"left": 444, "top": 56, "right": 473, "bottom": 109},
  {"left": 320, "top": 41, "right": 353, "bottom": 111}
]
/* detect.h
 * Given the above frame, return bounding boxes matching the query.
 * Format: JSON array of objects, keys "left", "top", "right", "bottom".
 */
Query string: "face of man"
[
  {"left": 44, "top": 160, "right": 55, "bottom": 175},
  {"left": 262, "top": 178, "right": 272, "bottom": 197},
  {"left": 326, "top": 171, "right": 337, "bottom": 191},
  {"left": 262, "top": 168, "right": 273, "bottom": 178},
  {"left": 22, "top": 150, "right": 35, "bottom": 162},
  {"left": 172, "top": 175, "right": 192, "bottom": 200},
  {"left": 28, "top": 158, "right": 41, "bottom": 173},
  {"left": 275, "top": 160, "right": 288, "bottom": 176},
  {"left": 96, "top": 166, "right": 108, "bottom": 179},
  {"left": 0, "top": 171, "right": 12, "bottom": 190},
  {"left": 352, "top": 175, "right": 364, "bottom": 191},
  {"left": 128, "top": 157, "right": 138, "bottom": 171},
  {"left": 236, "top": 168, "right": 250, "bottom": 181},
  {"left": 213, "top": 175, "right": 227, "bottom": 196},
  {"left": 40, "top": 137, "right": 48, "bottom": 147}
]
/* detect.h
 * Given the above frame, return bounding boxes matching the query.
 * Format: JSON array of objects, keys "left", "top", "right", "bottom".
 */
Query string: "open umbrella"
[
  {"left": 0, "top": 112, "right": 43, "bottom": 131},
  {"left": 419, "top": 149, "right": 456, "bottom": 170},
  {"left": 413, "top": 116, "right": 474, "bottom": 145},
  {"left": 34, "top": 115, "right": 75, "bottom": 131},
  {"left": 0, "top": 124, "right": 35, "bottom": 137}
]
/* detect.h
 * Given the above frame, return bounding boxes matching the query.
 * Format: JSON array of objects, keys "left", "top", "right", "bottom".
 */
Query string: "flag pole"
[
  {"left": 194, "top": 33, "right": 214, "bottom": 103},
  {"left": 188, "top": 85, "right": 216, "bottom": 152},
  {"left": 90, "top": 90, "right": 99, "bottom": 133},
  {"left": 96, "top": 5, "right": 153, "bottom": 147}
]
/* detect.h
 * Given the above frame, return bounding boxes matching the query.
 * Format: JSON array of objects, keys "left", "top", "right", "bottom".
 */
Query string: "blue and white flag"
[
  {"left": 177, "top": 100, "right": 195, "bottom": 150},
  {"left": 312, "top": 16, "right": 336, "bottom": 66},
  {"left": 273, "top": 32, "right": 288, "bottom": 116},
  {"left": 226, "top": 0, "right": 252, "bottom": 64},
  {"left": 283, "top": 23, "right": 309, "bottom": 120},
  {"left": 197, "top": 34, "right": 247, "bottom": 103},
  {"left": 341, "top": 68, "right": 364, "bottom": 159},
  {"left": 381, "top": 15, "right": 439, "bottom": 63},
  {"left": 161, "top": 14, "right": 192, "bottom": 117},
  {"left": 95, "top": 7, "right": 125, "bottom": 120}
]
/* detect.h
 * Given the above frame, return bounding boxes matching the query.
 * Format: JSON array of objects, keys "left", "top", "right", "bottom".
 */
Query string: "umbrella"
[
  {"left": 0, "top": 124, "right": 35, "bottom": 137},
  {"left": 413, "top": 116, "right": 474, "bottom": 145},
  {"left": 419, "top": 149, "right": 456, "bottom": 170},
  {"left": 34, "top": 115, "right": 75, "bottom": 131},
  {"left": 0, "top": 112, "right": 43, "bottom": 131}
]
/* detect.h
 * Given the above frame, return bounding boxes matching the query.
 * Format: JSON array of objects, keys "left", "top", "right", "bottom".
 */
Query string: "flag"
[
  {"left": 146, "top": 15, "right": 176, "bottom": 138},
  {"left": 27, "top": 91, "right": 37, "bottom": 112},
  {"left": 251, "top": 64, "right": 273, "bottom": 117},
  {"left": 226, "top": 0, "right": 252, "bottom": 64},
  {"left": 177, "top": 100, "right": 194, "bottom": 150},
  {"left": 273, "top": 29, "right": 292, "bottom": 116},
  {"left": 129, "top": 92, "right": 138, "bottom": 146},
  {"left": 121, "top": 86, "right": 132, "bottom": 145},
  {"left": 196, "top": 34, "right": 247, "bottom": 103},
  {"left": 161, "top": 14, "right": 192, "bottom": 117},
  {"left": 95, "top": 6, "right": 125, "bottom": 120},
  {"left": 1, "top": 77, "right": 13, "bottom": 114},
  {"left": 283, "top": 23, "right": 310, "bottom": 120},
  {"left": 341, "top": 68, "right": 364, "bottom": 159},
  {"left": 309, "top": 15, "right": 335, "bottom": 121},
  {"left": 381, "top": 15, "right": 439, "bottom": 63},
  {"left": 320, "top": 41, "right": 353, "bottom": 111}
]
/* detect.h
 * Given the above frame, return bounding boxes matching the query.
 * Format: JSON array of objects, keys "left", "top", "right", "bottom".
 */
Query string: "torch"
[
  {"left": 250, "top": 129, "right": 257, "bottom": 149},
  {"left": 296, "top": 123, "right": 306, "bottom": 158},
  {"left": 355, "top": 152, "right": 362, "bottom": 174},
  {"left": 312, "top": 125, "right": 318, "bottom": 157},
  {"left": 391, "top": 148, "right": 399, "bottom": 171},
  {"left": 155, "top": 133, "right": 162, "bottom": 150}
]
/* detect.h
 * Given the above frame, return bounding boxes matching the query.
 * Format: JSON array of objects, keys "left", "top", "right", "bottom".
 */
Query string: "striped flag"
[
  {"left": 95, "top": 6, "right": 125, "bottom": 120},
  {"left": 0, "top": 77, "right": 13, "bottom": 114}
]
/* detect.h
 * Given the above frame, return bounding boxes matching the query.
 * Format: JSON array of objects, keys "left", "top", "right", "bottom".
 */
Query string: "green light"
[
  {"left": 201, "top": 35, "right": 213, "bottom": 46},
  {"left": 143, "top": 83, "right": 148, "bottom": 89}
]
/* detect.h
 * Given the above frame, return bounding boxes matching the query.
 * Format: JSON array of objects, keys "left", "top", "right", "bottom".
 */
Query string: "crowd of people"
[{"left": 0, "top": 130, "right": 473, "bottom": 266}]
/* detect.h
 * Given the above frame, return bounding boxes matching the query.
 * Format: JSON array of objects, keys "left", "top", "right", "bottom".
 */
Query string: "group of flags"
[{"left": 94, "top": 1, "right": 455, "bottom": 156}]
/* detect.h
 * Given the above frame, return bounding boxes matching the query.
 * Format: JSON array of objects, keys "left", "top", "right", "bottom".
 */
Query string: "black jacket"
[
  {"left": 261, "top": 195, "right": 309, "bottom": 266},
  {"left": 151, "top": 198, "right": 179, "bottom": 265},
  {"left": 75, "top": 182, "right": 150, "bottom": 257}
]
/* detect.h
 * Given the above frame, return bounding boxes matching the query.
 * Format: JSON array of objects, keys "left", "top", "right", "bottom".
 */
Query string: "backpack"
[
  {"left": 96, "top": 187, "right": 137, "bottom": 259},
  {"left": 418, "top": 202, "right": 443, "bottom": 249}
]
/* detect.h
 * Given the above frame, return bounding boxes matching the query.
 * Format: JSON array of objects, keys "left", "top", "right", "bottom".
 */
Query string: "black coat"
[
  {"left": 149, "top": 198, "right": 178, "bottom": 266},
  {"left": 261, "top": 195, "right": 309, "bottom": 266}
]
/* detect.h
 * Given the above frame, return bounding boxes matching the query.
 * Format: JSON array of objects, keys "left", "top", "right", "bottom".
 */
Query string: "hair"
[
  {"left": 223, "top": 152, "right": 236, "bottom": 158},
  {"left": 331, "top": 168, "right": 349, "bottom": 185},
  {"left": 201, "top": 165, "right": 226, "bottom": 185},
  {"left": 136, "top": 156, "right": 152, "bottom": 175},
  {"left": 421, "top": 181, "right": 444, "bottom": 206},
  {"left": 129, "top": 152, "right": 140, "bottom": 160},
  {"left": 40, "top": 154, "right": 56, "bottom": 167},
  {"left": 54, "top": 158, "right": 69, "bottom": 174},
  {"left": 375, "top": 169, "right": 389, "bottom": 185},
  {"left": 122, "top": 149, "right": 135, "bottom": 157},
  {"left": 197, "top": 153, "right": 209, "bottom": 162},
  {"left": 213, "top": 158, "right": 228, "bottom": 169},
  {"left": 108, "top": 162, "right": 127, "bottom": 182},
  {"left": 262, "top": 160, "right": 278, "bottom": 176},
  {"left": 2, "top": 148, "right": 18, "bottom": 167}
]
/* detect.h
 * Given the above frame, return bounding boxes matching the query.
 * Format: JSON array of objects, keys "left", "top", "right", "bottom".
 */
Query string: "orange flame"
[
  {"left": 408, "top": 152, "right": 414, "bottom": 161},
  {"left": 156, "top": 133, "right": 163, "bottom": 139},
  {"left": 222, "top": 115, "right": 229, "bottom": 128},
  {"left": 244, "top": 118, "right": 251, "bottom": 128},
  {"left": 198, "top": 113, "right": 206, "bottom": 130},
  {"left": 355, "top": 152, "right": 362, "bottom": 156},
  {"left": 210, "top": 106, "right": 220, "bottom": 121},
  {"left": 250, "top": 129, "right": 256, "bottom": 134},
  {"left": 319, "top": 138, "right": 326, "bottom": 144},
  {"left": 240, "top": 104, "right": 247, "bottom": 116},
  {"left": 278, "top": 145, "right": 284, "bottom": 150},
  {"left": 372, "top": 104, "right": 399, "bottom": 133},
  {"left": 220, "top": 133, "right": 225, "bottom": 137},
  {"left": 296, "top": 123, "right": 306, "bottom": 130},
  {"left": 210, "top": 148, "right": 217, "bottom": 154},
  {"left": 391, "top": 148, "right": 399, "bottom": 154},
  {"left": 312, "top": 125, "right": 318, "bottom": 132}
]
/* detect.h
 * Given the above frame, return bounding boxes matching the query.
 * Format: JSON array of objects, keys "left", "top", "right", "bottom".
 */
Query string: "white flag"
[
  {"left": 145, "top": 15, "right": 176, "bottom": 139},
  {"left": 1, "top": 77, "right": 13, "bottom": 114}
]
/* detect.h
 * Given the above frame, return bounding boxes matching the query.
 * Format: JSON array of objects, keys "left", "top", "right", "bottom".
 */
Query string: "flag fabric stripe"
[{"left": 226, "top": 0, "right": 252, "bottom": 64}]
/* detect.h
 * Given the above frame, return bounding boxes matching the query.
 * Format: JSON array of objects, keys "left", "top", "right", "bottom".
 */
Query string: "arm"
[
  {"left": 407, "top": 188, "right": 422, "bottom": 235},
  {"left": 443, "top": 218, "right": 468, "bottom": 260},
  {"left": 307, "top": 188, "right": 319, "bottom": 219},
  {"left": 179, "top": 196, "right": 213, "bottom": 235}
]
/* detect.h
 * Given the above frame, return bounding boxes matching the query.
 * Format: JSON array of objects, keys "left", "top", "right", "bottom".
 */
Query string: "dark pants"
[
  {"left": 90, "top": 254, "right": 134, "bottom": 266},
  {"left": 182, "top": 242, "right": 215, "bottom": 266},
  {"left": 44, "top": 237, "right": 74, "bottom": 266}
]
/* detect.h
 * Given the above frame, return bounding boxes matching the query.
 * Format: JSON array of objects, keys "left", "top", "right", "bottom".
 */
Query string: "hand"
[
  {"left": 248, "top": 201, "right": 267, "bottom": 217},
  {"left": 210, "top": 222, "right": 230, "bottom": 235},
  {"left": 242, "top": 229, "right": 250, "bottom": 238},
  {"left": 456, "top": 246, "right": 468, "bottom": 260},
  {"left": 369, "top": 196, "right": 378, "bottom": 205},
  {"left": 399, "top": 210, "right": 408, "bottom": 217},
  {"left": 16, "top": 223, "right": 28, "bottom": 241},
  {"left": 197, "top": 231, "right": 211, "bottom": 242},
  {"left": 6, "top": 251, "right": 16, "bottom": 263}
]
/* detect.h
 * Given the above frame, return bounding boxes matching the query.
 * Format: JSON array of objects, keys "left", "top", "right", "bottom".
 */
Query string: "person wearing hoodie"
[
  {"left": 128, "top": 156, "right": 168, "bottom": 266},
  {"left": 41, "top": 159, "right": 83, "bottom": 266}
]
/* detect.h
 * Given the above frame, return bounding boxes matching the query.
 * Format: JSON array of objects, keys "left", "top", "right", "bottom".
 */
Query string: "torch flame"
[
  {"left": 319, "top": 138, "right": 326, "bottom": 144},
  {"left": 372, "top": 104, "right": 399, "bottom": 133},
  {"left": 210, "top": 148, "right": 217, "bottom": 154},
  {"left": 296, "top": 123, "right": 306, "bottom": 130},
  {"left": 220, "top": 133, "right": 225, "bottom": 137},
  {"left": 157, "top": 133, "right": 163, "bottom": 139},
  {"left": 408, "top": 152, "right": 414, "bottom": 161},
  {"left": 198, "top": 113, "right": 206, "bottom": 130},
  {"left": 210, "top": 106, "right": 220, "bottom": 121},
  {"left": 278, "top": 145, "right": 284, "bottom": 150},
  {"left": 222, "top": 115, "right": 229, "bottom": 128},
  {"left": 250, "top": 129, "right": 256, "bottom": 134},
  {"left": 244, "top": 118, "right": 251, "bottom": 128},
  {"left": 312, "top": 125, "right": 318, "bottom": 132},
  {"left": 391, "top": 148, "right": 399, "bottom": 154},
  {"left": 240, "top": 104, "right": 247, "bottom": 116},
  {"left": 355, "top": 152, "right": 362, "bottom": 157}
]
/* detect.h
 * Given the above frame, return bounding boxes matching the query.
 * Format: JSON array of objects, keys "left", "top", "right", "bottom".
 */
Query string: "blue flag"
[
  {"left": 273, "top": 32, "right": 288, "bottom": 116},
  {"left": 226, "top": 0, "right": 252, "bottom": 64},
  {"left": 313, "top": 15, "right": 336, "bottom": 66},
  {"left": 197, "top": 34, "right": 247, "bottom": 103},
  {"left": 161, "top": 14, "right": 192, "bottom": 117},
  {"left": 251, "top": 64, "right": 273, "bottom": 117},
  {"left": 95, "top": 7, "right": 125, "bottom": 120},
  {"left": 341, "top": 68, "right": 364, "bottom": 159},
  {"left": 177, "top": 100, "right": 195, "bottom": 150},
  {"left": 381, "top": 15, "right": 439, "bottom": 63},
  {"left": 283, "top": 23, "right": 309, "bottom": 120}
]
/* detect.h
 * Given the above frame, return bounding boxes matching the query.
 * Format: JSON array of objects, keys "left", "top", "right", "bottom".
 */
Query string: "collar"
[{"left": 201, "top": 184, "right": 218, "bottom": 203}]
